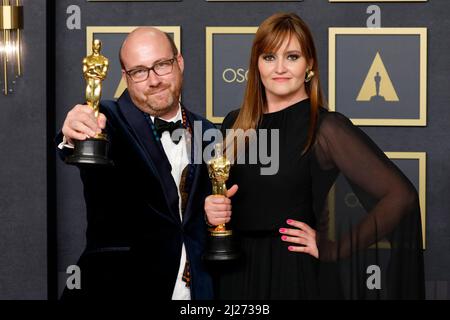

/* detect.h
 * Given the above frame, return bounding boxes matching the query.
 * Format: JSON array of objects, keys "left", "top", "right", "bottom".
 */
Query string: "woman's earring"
[{"left": 305, "top": 69, "right": 315, "bottom": 83}]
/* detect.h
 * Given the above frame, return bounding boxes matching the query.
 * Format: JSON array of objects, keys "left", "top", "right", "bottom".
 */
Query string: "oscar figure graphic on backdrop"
[
  {"left": 370, "top": 71, "right": 385, "bottom": 102},
  {"left": 66, "top": 39, "right": 112, "bottom": 166},
  {"left": 203, "top": 143, "right": 240, "bottom": 261}
]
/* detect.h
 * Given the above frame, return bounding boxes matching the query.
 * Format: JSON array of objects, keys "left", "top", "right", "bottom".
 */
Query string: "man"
[{"left": 57, "top": 27, "right": 216, "bottom": 300}]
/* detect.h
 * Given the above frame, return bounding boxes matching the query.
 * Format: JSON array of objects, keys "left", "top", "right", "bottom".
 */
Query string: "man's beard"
[{"left": 142, "top": 86, "right": 179, "bottom": 117}]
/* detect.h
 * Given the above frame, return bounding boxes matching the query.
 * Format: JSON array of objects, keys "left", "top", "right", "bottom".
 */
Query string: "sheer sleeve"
[{"left": 311, "top": 111, "right": 425, "bottom": 299}]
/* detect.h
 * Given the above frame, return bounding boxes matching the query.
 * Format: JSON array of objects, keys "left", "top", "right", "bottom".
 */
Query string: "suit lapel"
[
  {"left": 182, "top": 108, "right": 208, "bottom": 225},
  {"left": 117, "top": 91, "right": 181, "bottom": 224}
]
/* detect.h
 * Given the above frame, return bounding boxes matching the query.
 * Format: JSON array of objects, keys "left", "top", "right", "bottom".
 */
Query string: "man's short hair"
[{"left": 119, "top": 32, "right": 179, "bottom": 70}]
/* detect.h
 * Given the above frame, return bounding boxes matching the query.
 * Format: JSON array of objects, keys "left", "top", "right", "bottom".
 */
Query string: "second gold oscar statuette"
[{"left": 203, "top": 143, "right": 240, "bottom": 261}]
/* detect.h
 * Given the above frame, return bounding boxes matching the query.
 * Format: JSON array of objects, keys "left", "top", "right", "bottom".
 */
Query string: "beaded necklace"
[
  {"left": 143, "top": 105, "right": 196, "bottom": 214},
  {"left": 144, "top": 107, "right": 191, "bottom": 140}
]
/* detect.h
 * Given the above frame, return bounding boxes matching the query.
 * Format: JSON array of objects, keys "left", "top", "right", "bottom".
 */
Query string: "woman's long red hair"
[{"left": 228, "top": 12, "right": 326, "bottom": 155}]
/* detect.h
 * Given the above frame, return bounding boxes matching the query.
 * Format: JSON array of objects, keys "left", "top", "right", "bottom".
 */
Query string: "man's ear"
[{"left": 177, "top": 53, "right": 185, "bottom": 73}]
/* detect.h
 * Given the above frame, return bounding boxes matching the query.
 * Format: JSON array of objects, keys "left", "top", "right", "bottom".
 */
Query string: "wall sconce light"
[{"left": 0, "top": 0, "right": 23, "bottom": 96}]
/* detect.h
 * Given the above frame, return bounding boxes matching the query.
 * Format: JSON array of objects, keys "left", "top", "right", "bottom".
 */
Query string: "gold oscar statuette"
[
  {"left": 66, "top": 39, "right": 113, "bottom": 166},
  {"left": 203, "top": 143, "right": 240, "bottom": 261}
]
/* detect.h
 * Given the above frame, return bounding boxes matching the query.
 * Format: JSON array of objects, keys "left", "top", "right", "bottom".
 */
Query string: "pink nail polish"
[
  {"left": 281, "top": 236, "right": 287, "bottom": 241},
  {"left": 288, "top": 246, "right": 293, "bottom": 250},
  {"left": 287, "top": 219, "right": 293, "bottom": 224},
  {"left": 279, "top": 228, "right": 285, "bottom": 233}
]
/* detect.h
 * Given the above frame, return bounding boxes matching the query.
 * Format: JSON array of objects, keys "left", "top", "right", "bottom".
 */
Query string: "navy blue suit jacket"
[{"left": 58, "top": 90, "right": 214, "bottom": 300}]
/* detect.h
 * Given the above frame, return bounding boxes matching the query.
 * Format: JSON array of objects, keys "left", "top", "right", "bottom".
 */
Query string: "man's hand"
[
  {"left": 204, "top": 184, "right": 238, "bottom": 226},
  {"left": 61, "top": 104, "right": 107, "bottom": 145}
]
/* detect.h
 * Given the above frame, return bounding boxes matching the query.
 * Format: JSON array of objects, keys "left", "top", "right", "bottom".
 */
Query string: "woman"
[{"left": 205, "top": 12, "right": 424, "bottom": 299}]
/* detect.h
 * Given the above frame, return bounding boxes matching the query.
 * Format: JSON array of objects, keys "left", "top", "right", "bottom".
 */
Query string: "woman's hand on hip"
[{"left": 279, "top": 219, "right": 319, "bottom": 259}]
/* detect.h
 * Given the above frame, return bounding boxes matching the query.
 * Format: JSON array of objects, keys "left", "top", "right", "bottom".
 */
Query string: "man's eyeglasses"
[{"left": 125, "top": 57, "right": 177, "bottom": 83}]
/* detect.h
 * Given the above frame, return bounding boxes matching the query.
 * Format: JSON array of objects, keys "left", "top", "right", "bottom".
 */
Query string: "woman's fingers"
[
  {"left": 211, "top": 195, "right": 231, "bottom": 205},
  {"left": 281, "top": 235, "right": 309, "bottom": 246},
  {"left": 286, "top": 219, "right": 316, "bottom": 237},
  {"left": 204, "top": 194, "right": 233, "bottom": 226},
  {"left": 279, "top": 219, "right": 319, "bottom": 259},
  {"left": 226, "top": 184, "right": 239, "bottom": 198},
  {"left": 287, "top": 244, "right": 319, "bottom": 258},
  {"left": 205, "top": 196, "right": 231, "bottom": 210},
  {"left": 279, "top": 227, "right": 308, "bottom": 239},
  {"left": 288, "top": 246, "right": 314, "bottom": 255},
  {"left": 205, "top": 203, "right": 231, "bottom": 212},
  {"left": 209, "top": 210, "right": 232, "bottom": 219},
  {"left": 209, "top": 216, "right": 230, "bottom": 226}
]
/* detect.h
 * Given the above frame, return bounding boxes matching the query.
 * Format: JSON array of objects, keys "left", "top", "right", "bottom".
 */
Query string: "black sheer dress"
[{"left": 214, "top": 98, "right": 424, "bottom": 300}]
